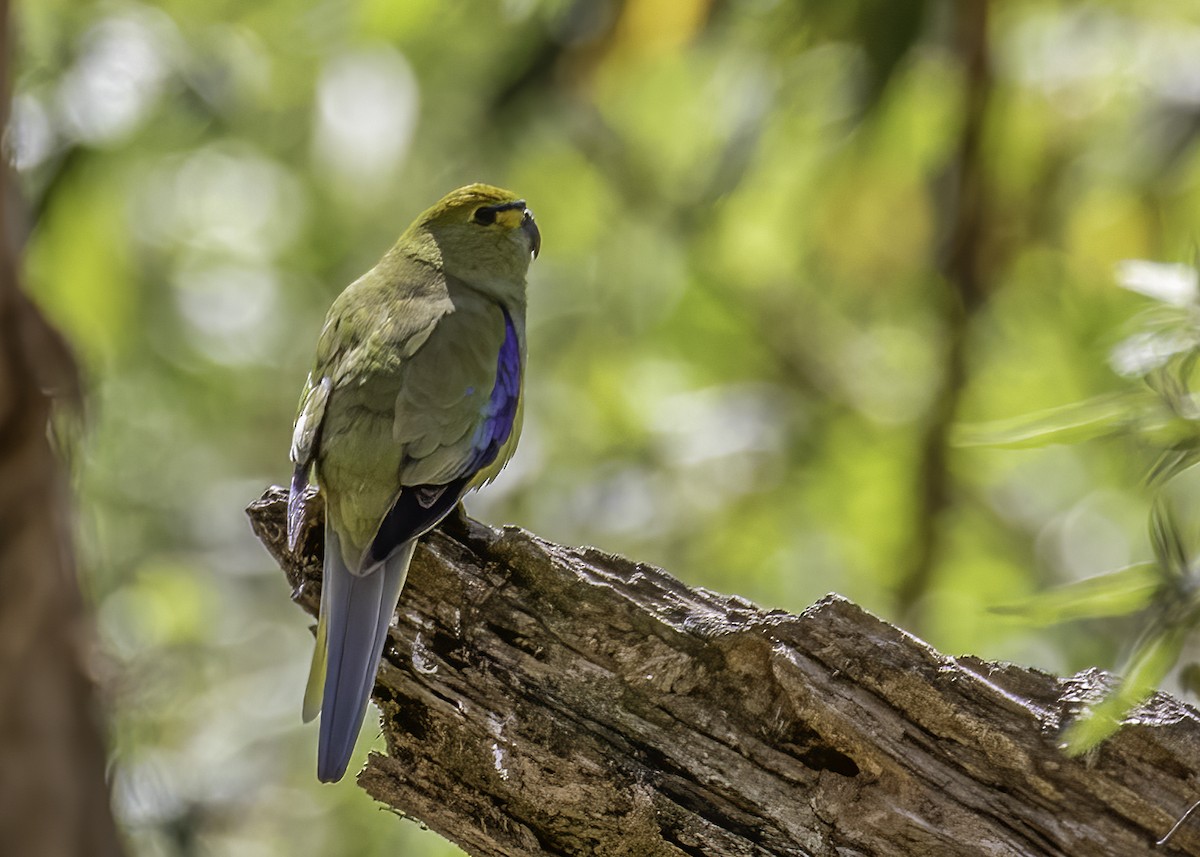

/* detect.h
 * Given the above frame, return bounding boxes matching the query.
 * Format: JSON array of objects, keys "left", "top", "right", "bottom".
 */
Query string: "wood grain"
[{"left": 250, "top": 486, "right": 1200, "bottom": 857}]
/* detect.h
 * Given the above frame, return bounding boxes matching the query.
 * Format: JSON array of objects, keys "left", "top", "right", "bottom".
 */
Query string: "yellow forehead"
[
  {"left": 494, "top": 207, "right": 525, "bottom": 229},
  {"left": 442, "top": 183, "right": 521, "bottom": 209},
  {"left": 420, "top": 183, "right": 525, "bottom": 227}
]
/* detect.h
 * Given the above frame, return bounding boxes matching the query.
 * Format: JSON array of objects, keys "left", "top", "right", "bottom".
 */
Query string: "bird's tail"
[{"left": 306, "top": 523, "right": 414, "bottom": 783}]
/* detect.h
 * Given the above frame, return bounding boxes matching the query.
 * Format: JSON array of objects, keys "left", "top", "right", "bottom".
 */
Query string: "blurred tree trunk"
[
  {"left": 0, "top": 1, "right": 125, "bottom": 854},
  {"left": 251, "top": 486, "right": 1200, "bottom": 857},
  {"left": 899, "top": 0, "right": 996, "bottom": 628}
]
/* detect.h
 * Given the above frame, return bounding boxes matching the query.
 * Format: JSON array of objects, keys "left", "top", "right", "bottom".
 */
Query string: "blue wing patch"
[
  {"left": 368, "top": 308, "right": 521, "bottom": 564},
  {"left": 467, "top": 307, "right": 521, "bottom": 473}
]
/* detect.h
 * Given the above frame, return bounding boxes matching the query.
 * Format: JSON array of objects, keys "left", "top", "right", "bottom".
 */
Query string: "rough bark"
[{"left": 249, "top": 485, "right": 1200, "bottom": 857}]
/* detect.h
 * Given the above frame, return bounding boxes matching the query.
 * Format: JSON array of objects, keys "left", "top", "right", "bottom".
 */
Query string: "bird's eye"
[{"left": 472, "top": 207, "right": 497, "bottom": 226}]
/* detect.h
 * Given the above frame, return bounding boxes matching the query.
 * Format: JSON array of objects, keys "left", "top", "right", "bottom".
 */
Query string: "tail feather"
[
  {"left": 314, "top": 524, "right": 414, "bottom": 783},
  {"left": 301, "top": 572, "right": 329, "bottom": 724}
]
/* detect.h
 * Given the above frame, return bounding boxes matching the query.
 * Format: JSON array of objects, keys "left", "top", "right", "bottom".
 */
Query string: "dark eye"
[{"left": 472, "top": 207, "right": 496, "bottom": 226}]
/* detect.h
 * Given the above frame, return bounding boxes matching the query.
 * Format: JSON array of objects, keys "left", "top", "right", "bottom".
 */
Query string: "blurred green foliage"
[
  {"left": 13, "top": 0, "right": 1200, "bottom": 854},
  {"left": 962, "top": 259, "right": 1200, "bottom": 752}
]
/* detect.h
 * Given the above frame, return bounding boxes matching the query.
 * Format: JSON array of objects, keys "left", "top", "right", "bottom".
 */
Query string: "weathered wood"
[{"left": 249, "top": 485, "right": 1200, "bottom": 856}]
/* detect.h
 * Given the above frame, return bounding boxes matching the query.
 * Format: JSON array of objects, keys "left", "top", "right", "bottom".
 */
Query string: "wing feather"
[{"left": 288, "top": 374, "right": 332, "bottom": 551}]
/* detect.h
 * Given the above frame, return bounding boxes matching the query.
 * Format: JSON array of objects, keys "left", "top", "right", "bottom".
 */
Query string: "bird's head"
[{"left": 408, "top": 184, "right": 540, "bottom": 296}]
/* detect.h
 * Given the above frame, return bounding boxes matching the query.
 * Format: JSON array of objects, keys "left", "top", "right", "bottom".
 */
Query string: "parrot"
[{"left": 286, "top": 184, "right": 540, "bottom": 783}]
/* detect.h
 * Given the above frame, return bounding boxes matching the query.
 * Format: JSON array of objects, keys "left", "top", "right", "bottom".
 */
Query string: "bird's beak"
[{"left": 521, "top": 209, "right": 541, "bottom": 259}]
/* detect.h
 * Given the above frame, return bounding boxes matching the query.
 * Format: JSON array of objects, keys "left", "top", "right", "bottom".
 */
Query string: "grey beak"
[{"left": 521, "top": 209, "right": 541, "bottom": 259}]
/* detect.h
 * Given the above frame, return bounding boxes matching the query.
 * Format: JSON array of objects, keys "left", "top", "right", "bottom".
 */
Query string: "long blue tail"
[{"left": 316, "top": 524, "right": 414, "bottom": 783}]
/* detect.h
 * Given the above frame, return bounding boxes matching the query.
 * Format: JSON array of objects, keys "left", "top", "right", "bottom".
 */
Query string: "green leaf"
[
  {"left": 952, "top": 391, "right": 1151, "bottom": 449},
  {"left": 1149, "top": 499, "right": 1190, "bottom": 580},
  {"left": 1146, "top": 445, "right": 1200, "bottom": 487},
  {"left": 1144, "top": 352, "right": 1200, "bottom": 409},
  {"left": 992, "top": 563, "right": 1161, "bottom": 625},
  {"left": 1063, "top": 624, "right": 1189, "bottom": 755}
]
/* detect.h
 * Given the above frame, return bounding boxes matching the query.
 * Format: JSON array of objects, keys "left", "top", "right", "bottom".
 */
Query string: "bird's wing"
[
  {"left": 364, "top": 291, "right": 522, "bottom": 564},
  {"left": 291, "top": 261, "right": 452, "bottom": 558},
  {"left": 287, "top": 373, "right": 331, "bottom": 551}
]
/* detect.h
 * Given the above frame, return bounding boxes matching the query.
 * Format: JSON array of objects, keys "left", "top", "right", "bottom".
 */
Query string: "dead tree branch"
[{"left": 249, "top": 486, "right": 1200, "bottom": 857}]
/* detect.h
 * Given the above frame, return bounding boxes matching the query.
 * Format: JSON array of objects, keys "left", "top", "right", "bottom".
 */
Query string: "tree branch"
[{"left": 249, "top": 486, "right": 1200, "bottom": 856}]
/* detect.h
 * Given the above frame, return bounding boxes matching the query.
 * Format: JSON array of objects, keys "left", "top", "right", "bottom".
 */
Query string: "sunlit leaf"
[
  {"left": 1115, "top": 259, "right": 1199, "bottom": 307},
  {"left": 952, "top": 391, "right": 1151, "bottom": 449},
  {"left": 1109, "top": 330, "right": 1200, "bottom": 379},
  {"left": 992, "top": 563, "right": 1161, "bottom": 625}
]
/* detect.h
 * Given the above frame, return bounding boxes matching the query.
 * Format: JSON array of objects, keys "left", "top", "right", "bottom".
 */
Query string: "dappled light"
[{"left": 14, "top": 0, "right": 1200, "bottom": 854}]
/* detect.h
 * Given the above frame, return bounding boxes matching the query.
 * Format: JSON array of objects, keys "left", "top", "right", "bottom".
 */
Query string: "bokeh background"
[{"left": 14, "top": 0, "right": 1200, "bottom": 854}]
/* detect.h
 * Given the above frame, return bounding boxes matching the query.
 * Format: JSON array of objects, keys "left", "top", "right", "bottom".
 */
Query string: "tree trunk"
[
  {"left": 0, "top": 278, "right": 124, "bottom": 857},
  {"left": 248, "top": 486, "right": 1200, "bottom": 857},
  {"left": 0, "top": 0, "right": 124, "bottom": 848}
]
